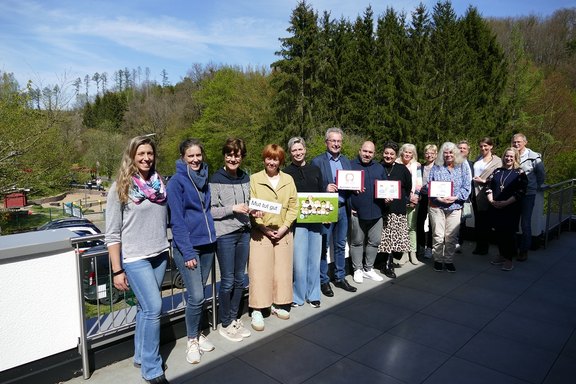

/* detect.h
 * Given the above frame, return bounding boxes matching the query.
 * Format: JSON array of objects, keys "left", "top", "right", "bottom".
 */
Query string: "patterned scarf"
[{"left": 129, "top": 172, "right": 167, "bottom": 204}]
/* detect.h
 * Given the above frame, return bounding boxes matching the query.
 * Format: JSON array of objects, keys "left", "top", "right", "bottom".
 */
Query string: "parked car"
[
  {"left": 37, "top": 217, "right": 101, "bottom": 234},
  {"left": 81, "top": 244, "right": 183, "bottom": 305}
]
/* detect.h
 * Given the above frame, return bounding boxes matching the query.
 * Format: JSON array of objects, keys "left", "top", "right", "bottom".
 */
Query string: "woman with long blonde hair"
[{"left": 105, "top": 135, "right": 170, "bottom": 384}]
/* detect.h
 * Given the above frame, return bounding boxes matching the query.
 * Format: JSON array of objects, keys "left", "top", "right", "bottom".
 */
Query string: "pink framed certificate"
[
  {"left": 375, "top": 180, "right": 401, "bottom": 199},
  {"left": 336, "top": 170, "right": 364, "bottom": 191},
  {"left": 428, "top": 181, "right": 453, "bottom": 197}
]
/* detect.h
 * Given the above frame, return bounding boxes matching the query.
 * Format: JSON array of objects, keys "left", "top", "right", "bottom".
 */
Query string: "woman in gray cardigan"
[{"left": 105, "top": 136, "right": 170, "bottom": 384}]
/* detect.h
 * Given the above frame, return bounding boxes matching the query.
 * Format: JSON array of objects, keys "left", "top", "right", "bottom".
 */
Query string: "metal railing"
[
  {"left": 71, "top": 236, "right": 219, "bottom": 379},
  {"left": 543, "top": 179, "right": 575, "bottom": 247}
]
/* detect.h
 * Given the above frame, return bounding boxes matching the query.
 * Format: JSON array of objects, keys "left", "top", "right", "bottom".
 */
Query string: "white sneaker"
[
  {"left": 219, "top": 323, "right": 243, "bottom": 342},
  {"left": 186, "top": 338, "right": 202, "bottom": 364},
  {"left": 233, "top": 319, "right": 251, "bottom": 338},
  {"left": 363, "top": 268, "right": 384, "bottom": 282},
  {"left": 198, "top": 333, "right": 214, "bottom": 352},
  {"left": 424, "top": 248, "right": 433, "bottom": 259},
  {"left": 251, "top": 310, "right": 265, "bottom": 331},
  {"left": 271, "top": 305, "right": 290, "bottom": 320},
  {"left": 353, "top": 269, "right": 364, "bottom": 283}
]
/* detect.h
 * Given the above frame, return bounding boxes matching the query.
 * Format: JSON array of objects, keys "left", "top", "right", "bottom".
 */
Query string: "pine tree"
[
  {"left": 405, "top": 4, "right": 435, "bottom": 147},
  {"left": 460, "top": 6, "right": 508, "bottom": 140},
  {"left": 271, "top": 0, "right": 320, "bottom": 142},
  {"left": 428, "top": 0, "right": 471, "bottom": 142},
  {"left": 374, "top": 8, "right": 408, "bottom": 144},
  {"left": 342, "top": 7, "right": 377, "bottom": 136}
]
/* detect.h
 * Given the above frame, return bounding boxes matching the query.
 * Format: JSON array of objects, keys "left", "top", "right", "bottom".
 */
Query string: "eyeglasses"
[
  {"left": 225, "top": 153, "right": 242, "bottom": 159},
  {"left": 326, "top": 139, "right": 342, "bottom": 144}
]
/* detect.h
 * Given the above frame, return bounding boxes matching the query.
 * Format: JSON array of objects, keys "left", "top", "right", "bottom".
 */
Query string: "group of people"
[{"left": 104, "top": 130, "right": 544, "bottom": 384}]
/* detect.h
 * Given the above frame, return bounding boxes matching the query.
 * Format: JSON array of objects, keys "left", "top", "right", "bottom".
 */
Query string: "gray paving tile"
[
  {"left": 388, "top": 312, "right": 477, "bottom": 354},
  {"left": 484, "top": 311, "right": 573, "bottom": 353},
  {"left": 291, "top": 313, "right": 382, "bottom": 355},
  {"left": 561, "top": 331, "right": 576, "bottom": 360},
  {"left": 446, "top": 282, "right": 517, "bottom": 310},
  {"left": 420, "top": 297, "right": 500, "bottom": 330},
  {"left": 237, "top": 333, "right": 341, "bottom": 384},
  {"left": 505, "top": 295, "right": 576, "bottom": 328},
  {"left": 302, "top": 357, "right": 404, "bottom": 384},
  {"left": 174, "top": 357, "right": 279, "bottom": 384},
  {"left": 456, "top": 331, "right": 557, "bottom": 383},
  {"left": 371, "top": 283, "right": 442, "bottom": 311},
  {"left": 543, "top": 354, "right": 576, "bottom": 384},
  {"left": 523, "top": 282, "right": 576, "bottom": 310},
  {"left": 348, "top": 333, "right": 450, "bottom": 384},
  {"left": 465, "top": 272, "right": 533, "bottom": 295},
  {"left": 333, "top": 296, "right": 415, "bottom": 331},
  {"left": 396, "top": 267, "right": 471, "bottom": 295},
  {"left": 422, "top": 356, "right": 528, "bottom": 384}
]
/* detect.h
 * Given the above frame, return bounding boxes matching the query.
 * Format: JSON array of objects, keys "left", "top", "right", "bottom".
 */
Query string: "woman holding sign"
[
  {"left": 249, "top": 144, "right": 298, "bottom": 332},
  {"left": 210, "top": 138, "right": 257, "bottom": 343},
  {"left": 284, "top": 137, "right": 324, "bottom": 308},
  {"left": 377, "top": 141, "right": 412, "bottom": 279},
  {"left": 427, "top": 142, "right": 472, "bottom": 273}
]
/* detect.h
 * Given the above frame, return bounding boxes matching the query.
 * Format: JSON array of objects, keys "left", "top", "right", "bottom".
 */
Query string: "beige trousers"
[
  {"left": 428, "top": 207, "right": 461, "bottom": 263},
  {"left": 248, "top": 230, "right": 294, "bottom": 309}
]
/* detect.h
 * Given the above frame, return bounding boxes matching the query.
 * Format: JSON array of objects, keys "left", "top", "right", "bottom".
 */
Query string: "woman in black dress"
[
  {"left": 377, "top": 141, "right": 412, "bottom": 278},
  {"left": 486, "top": 147, "right": 528, "bottom": 271}
]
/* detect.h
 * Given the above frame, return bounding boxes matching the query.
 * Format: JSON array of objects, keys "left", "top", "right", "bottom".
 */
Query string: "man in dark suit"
[{"left": 311, "top": 127, "right": 357, "bottom": 297}]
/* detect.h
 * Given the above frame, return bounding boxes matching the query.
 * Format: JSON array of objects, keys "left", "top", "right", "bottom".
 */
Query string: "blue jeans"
[
  {"left": 123, "top": 252, "right": 168, "bottom": 381},
  {"left": 293, "top": 223, "right": 322, "bottom": 305},
  {"left": 216, "top": 229, "right": 249, "bottom": 327},
  {"left": 520, "top": 194, "right": 535, "bottom": 252},
  {"left": 321, "top": 205, "right": 348, "bottom": 283},
  {"left": 172, "top": 244, "right": 215, "bottom": 339},
  {"left": 349, "top": 214, "right": 382, "bottom": 271}
]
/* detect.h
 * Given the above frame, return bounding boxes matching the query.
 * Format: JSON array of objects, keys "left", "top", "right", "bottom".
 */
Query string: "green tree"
[
  {"left": 0, "top": 72, "right": 71, "bottom": 196},
  {"left": 271, "top": 0, "right": 320, "bottom": 142},
  {"left": 181, "top": 67, "right": 274, "bottom": 175},
  {"left": 460, "top": 6, "right": 508, "bottom": 139},
  {"left": 428, "top": 0, "right": 471, "bottom": 142},
  {"left": 82, "top": 91, "right": 128, "bottom": 131},
  {"left": 374, "top": 8, "right": 409, "bottom": 144},
  {"left": 405, "top": 3, "right": 435, "bottom": 147},
  {"left": 340, "top": 7, "right": 377, "bottom": 136}
]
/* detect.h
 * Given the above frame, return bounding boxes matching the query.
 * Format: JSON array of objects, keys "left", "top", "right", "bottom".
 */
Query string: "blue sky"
[{"left": 1, "top": 0, "right": 573, "bottom": 91}]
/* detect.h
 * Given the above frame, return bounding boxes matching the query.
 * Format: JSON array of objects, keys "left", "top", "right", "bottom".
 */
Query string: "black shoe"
[
  {"left": 334, "top": 279, "right": 357, "bottom": 292},
  {"left": 517, "top": 251, "right": 528, "bottom": 261},
  {"left": 308, "top": 300, "right": 321, "bottom": 308},
  {"left": 433, "top": 262, "right": 443, "bottom": 272},
  {"left": 146, "top": 374, "right": 169, "bottom": 384},
  {"left": 381, "top": 267, "right": 396, "bottom": 279},
  {"left": 321, "top": 282, "right": 334, "bottom": 297},
  {"left": 445, "top": 263, "right": 456, "bottom": 273}
]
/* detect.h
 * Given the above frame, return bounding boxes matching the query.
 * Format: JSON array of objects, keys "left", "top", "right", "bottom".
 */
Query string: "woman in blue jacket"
[{"left": 167, "top": 139, "right": 217, "bottom": 365}]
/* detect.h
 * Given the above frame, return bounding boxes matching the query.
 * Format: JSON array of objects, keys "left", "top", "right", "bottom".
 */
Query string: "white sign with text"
[{"left": 249, "top": 198, "right": 282, "bottom": 214}]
